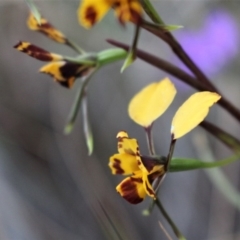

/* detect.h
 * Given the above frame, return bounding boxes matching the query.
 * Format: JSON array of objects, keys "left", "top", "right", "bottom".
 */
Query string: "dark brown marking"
[
  {"left": 118, "top": 177, "right": 143, "bottom": 204},
  {"left": 141, "top": 156, "right": 162, "bottom": 173},
  {"left": 14, "top": 42, "right": 54, "bottom": 61},
  {"left": 113, "top": 158, "right": 124, "bottom": 174},
  {"left": 85, "top": 6, "right": 97, "bottom": 26},
  {"left": 118, "top": 143, "right": 122, "bottom": 149}
]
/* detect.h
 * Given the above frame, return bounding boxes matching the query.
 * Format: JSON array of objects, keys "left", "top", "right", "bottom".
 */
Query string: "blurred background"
[{"left": 0, "top": 0, "right": 240, "bottom": 239}]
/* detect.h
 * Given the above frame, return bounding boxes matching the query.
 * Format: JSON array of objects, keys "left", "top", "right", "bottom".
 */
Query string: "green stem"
[
  {"left": 121, "top": 24, "right": 141, "bottom": 72},
  {"left": 145, "top": 125, "right": 156, "bottom": 156},
  {"left": 155, "top": 198, "right": 186, "bottom": 240},
  {"left": 166, "top": 137, "right": 176, "bottom": 171},
  {"left": 66, "top": 39, "right": 86, "bottom": 55},
  {"left": 82, "top": 95, "right": 94, "bottom": 155},
  {"left": 64, "top": 67, "right": 99, "bottom": 134}
]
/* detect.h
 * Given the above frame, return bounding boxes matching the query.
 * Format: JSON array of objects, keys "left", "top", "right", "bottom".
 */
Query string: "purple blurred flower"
[{"left": 176, "top": 9, "right": 239, "bottom": 78}]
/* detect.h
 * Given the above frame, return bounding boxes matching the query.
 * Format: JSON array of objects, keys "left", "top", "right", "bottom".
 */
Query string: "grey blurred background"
[{"left": 0, "top": 0, "right": 240, "bottom": 239}]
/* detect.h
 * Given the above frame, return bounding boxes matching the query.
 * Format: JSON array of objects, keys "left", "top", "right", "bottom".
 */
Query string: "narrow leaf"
[
  {"left": 169, "top": 155, "right": 240, "bottom": 172},
  {"left": 64, "top": 82, "right": 85, "bottom": 134},
  {"left": 82, "top": 96, "right": 94, "bottom": 155}
]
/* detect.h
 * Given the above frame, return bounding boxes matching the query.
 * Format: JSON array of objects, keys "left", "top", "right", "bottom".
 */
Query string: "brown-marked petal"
[
  {"left": 128, "top": 78, "right": 177, "bottom": 127},
  {"left": 142, "top": 172, "right": 156, "bottom": 199},
  {"left": 109, "top": 153, "right": 139, "bottom": 175},
  {"left": 27, "top": 13, "right": 67, "bottom": 43},
  {"left": 14, "top": 41, "right": 63, "bottom": 61},
  {"left": 116, "top": 131, "right": 140, "bottom": 156},
  {"left": 114, "top": 0, "right": 142, "bottom": 25},
  {"left": 78, "top": 0, "right": 111, "bottom": 28},
  {"left": 40, "top": 61, "right": 90, "bottom": 88},
  {"left": 171, "top": 91, "right": 221, "bottom": 139},
  {"left": 116, "top": 173, "right": 146, "bottom": 204}
]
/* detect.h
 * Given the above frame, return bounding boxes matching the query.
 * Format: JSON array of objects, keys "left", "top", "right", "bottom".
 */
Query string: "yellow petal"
[
  {"left": 109, "top": 153, "right": 139, "bottom": 175},
  {"left": 142, "top": 172, "right": 156, "bottom": 199},
  {"left": 171, "top": 91, "right": 221, "bottom": 139},
  {"left": 114, "top": 0, "right": 142, "bottom": 25},
  {"left": 78, "top": 0, "right": 111, "bottom": 28},
  {"left": 40, "top": 62, "right": 90, "bottom": 88},
  {"left": 14, "top": 41, "right": 63, "bottom": 61},
  {"left": 128, "top": 78, "right": 177, "bottom": 127},
  {"left": 27, "top": 13, "right": 67, "bottom": 44},
  {"left": 116, "top": 131, "right": 140, "bottom": 156},
  {"left": 116, "top": 172, "right": 146, "bottom": 204}
]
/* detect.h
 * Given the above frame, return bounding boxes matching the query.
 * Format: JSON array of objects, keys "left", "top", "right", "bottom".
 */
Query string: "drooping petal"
[
  {"left": 14, "top": 41, "right": 63, "bottom": 61},
  {"left": 142, "top": 172, "right": 156, "bottom": 199},
  {"left": 116, "top": 172, "right": 146, "bottom": 204},
  {"left": 171, "top": 91, "right": 221, "bottom": 139},
  {"left": 109, "top": 153, "right": 139, "bottom": 175},
  {"left": 40, "top": 61, "right": 90, "bottom": 88},
  {"left": 27, "top": 13, "right": 67, "bottom": 43},
  {"left": 113, "top": 0, "right": 142, "bottom": 25},
  {"left": 128, "top": 78, "right": 177, "bottom": 127},
  {"left": 78, "top": 0, "right": 111, "bottom": 28},
  {"left": 116, "top": 131, "right": 140, "bottom": 157},
  {"left": 142, "top": 170, "right": 165, "bottom": 199}
]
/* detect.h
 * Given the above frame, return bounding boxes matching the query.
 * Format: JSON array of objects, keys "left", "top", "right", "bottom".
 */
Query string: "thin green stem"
[
  {"left": 64, "top": 67, "right": 99, "bottom": 134},
  {"left": 165, "top": 137, "right": 176, "bottom": 172},
  {"left": 155, "top": 198, "right": 186, "bottom": 240},
  {"left": 82, "top": 95, "right": 94, "bottom": 155},
  {"left": 66, "top": 39, "right": 86, "bottom": 55},
  {"left": 145, "top": 125, "right": 156, "bottom": 156},
  {"left": 121, "top": 24, "right": 141, "bottom": 72}
]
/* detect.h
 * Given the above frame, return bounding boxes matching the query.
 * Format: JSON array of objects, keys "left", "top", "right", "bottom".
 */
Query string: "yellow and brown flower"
[
  {"left": 27, "top": 13, "right": 68, "bottom": 44},
  {"left": 78, "top": 0, "right": 143, "bottom": 28},
  {"left": 109, "top": 131, "right": 165, "bottom": 204},
  {"left": 14, "top": 41, "right": 94, "bottom": 88}
]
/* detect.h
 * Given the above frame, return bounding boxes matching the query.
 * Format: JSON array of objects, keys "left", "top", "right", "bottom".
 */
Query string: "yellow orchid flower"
[
  {"left": 14, "top": 41, "right": 93, "bottom": 88},
  {"left": 109, "top": 131, "right": 165, "bottom": 204},
  {"left": 27, "top": 13, "right": 68, "bottom": 44},
  {"left": 78, "top": 0, "right": 143, "bottom": 28},
  {"left": 128, "top": 78, "right": 221, "bottom": 138}
]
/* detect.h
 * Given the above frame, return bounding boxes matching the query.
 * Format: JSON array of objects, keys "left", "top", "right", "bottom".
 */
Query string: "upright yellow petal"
[
  {"left": 116, "top": 131, "right": 140, "bottom": 156},
  {"left": 78, "top": 0, "right": 111, "bottom": 28},
  {"left": 128, "top": 78, "right": 177, "bottom": 127},
  {"left": 171, "top": 92, "right": 221, "bottom": 139}
]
